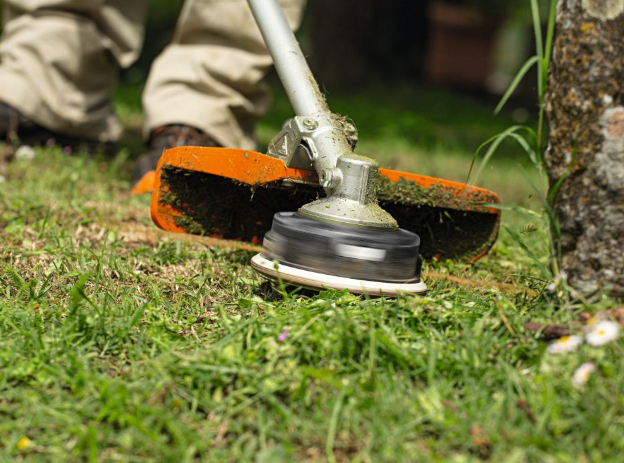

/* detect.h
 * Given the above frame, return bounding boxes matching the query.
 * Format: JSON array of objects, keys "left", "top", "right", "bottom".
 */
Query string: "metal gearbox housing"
[{"left": 267, "top": 113, "right": 397, "bottom": 230}]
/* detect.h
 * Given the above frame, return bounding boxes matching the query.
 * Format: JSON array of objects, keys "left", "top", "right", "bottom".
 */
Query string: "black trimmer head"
[{"left": 251, "top": 212, "right": 427, "bottom": 296}]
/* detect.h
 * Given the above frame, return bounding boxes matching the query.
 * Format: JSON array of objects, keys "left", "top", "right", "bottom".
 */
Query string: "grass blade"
[
  {"left": 494, "top": 56, "right": 540, "bottom": 114},
  {"left": 480, "top": 202, "right": 544, "bottom": 220},
  {"left": 506, "top": 132, "right": 539, "bottom": 169},
  {"left": 543, "top": 0, "right": 558, "bottom": 76},
  {"left": 469, "top": 125, "right": 530, "bottom": 184},
  {"left": 326, "top": 387, "right": 347, "bottom": 463},
  {"left": 505, "top": 225, "right": 551, "bottom": 278},
  {"left": 530, "top": 0, "right": 544, "bottom": 99}
]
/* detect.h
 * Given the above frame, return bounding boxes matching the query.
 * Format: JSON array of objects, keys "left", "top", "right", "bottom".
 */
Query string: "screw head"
[
  {"left": 320, "top": 168, "right": 333, "bottom": 188},
  {"left": 302, "top": 118, "right": 318, "bottom": 131},
  {"left": 320, "top": 168, "right": 342, "bottom": 188}
]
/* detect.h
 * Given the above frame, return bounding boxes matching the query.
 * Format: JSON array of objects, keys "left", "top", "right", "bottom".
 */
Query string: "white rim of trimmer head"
[{"left": 251, "top": 254, "right": 427, "bottom": 297}]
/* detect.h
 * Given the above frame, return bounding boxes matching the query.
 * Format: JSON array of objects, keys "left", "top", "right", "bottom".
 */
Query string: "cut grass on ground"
[{"left": 1, "top": 86, "right": 623, "bottom": 461}]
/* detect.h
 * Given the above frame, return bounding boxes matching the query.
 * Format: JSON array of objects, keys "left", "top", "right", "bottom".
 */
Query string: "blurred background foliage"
[
  {"left": 0, "top": 0, "right": 543, "bottom": 96},
  {"left": 0, "top": 0, "right": 543, "bottom": 204},
  {"left": 112, "top": 0, "right": 544, "bottom": 209},
  {"left": 123, "top": 0, "right": 538, "bottom": 93}
]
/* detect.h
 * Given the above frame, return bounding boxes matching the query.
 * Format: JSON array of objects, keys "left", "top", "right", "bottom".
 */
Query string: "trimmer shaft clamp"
[
  {"left": 267, "top": 113, "right": 397, "bottom": 229},
  {"left": 267, "top": 114, "right": 358, "bottom": 170}
]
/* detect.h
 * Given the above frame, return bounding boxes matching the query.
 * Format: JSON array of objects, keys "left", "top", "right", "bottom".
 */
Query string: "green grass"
[{"left": 1, "top": 86, "right": 622, "bottom": 462}]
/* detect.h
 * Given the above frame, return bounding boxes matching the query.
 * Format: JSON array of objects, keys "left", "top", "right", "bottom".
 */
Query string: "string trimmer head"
[{"left": 144, "top": 0, "right": 501, "bottom": 296}]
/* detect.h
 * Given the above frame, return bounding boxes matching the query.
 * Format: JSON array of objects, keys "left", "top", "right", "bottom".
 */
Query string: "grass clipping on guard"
[{"left": 159, "top": 165, "right": 499, "bottom": 261}]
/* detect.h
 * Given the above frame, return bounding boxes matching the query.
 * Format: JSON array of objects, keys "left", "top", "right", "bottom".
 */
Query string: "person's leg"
[
  {"left": 142, "top": 0, "right": 307, "bottom": 151},
  {"left": 0, "top": 0, "right": 148, "bottom": 145}
]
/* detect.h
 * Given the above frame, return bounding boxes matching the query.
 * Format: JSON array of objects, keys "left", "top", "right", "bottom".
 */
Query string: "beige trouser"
[{"left": 0, "top": 0, "right": 305, "bottom": 149}]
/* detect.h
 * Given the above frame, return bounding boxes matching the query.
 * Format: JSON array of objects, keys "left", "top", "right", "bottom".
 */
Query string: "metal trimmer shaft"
[{"left": 246, "top": 0, "right": 397, "bottom": 230}]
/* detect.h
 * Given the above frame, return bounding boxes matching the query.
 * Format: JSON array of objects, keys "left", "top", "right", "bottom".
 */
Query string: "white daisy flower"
[
  {"left": 586, "top": 320, "right": 620, "bottom": 346},
  {"left": 546, "top": 334, "right": 583, "bottom": 354},
  {"left": 15, "top": 145, "right": 36, "bottom": 160},
  {"left": 572, "top": 362, "right": 596, "bottom": 387}
]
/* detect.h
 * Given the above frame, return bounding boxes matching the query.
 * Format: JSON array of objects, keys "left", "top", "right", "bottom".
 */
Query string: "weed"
[{"left": 469, "top": 0, "right": 564, "bottom": 286}]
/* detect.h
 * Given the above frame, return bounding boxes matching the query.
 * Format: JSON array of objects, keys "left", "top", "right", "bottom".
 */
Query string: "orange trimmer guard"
[{"left": 150, "top": 147, "right": 501, "bottom": 261}]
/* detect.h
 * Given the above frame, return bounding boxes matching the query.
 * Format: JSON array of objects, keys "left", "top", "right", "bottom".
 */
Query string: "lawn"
[{"left": 1, "top": 84, "right": 623, "bottom": 462}]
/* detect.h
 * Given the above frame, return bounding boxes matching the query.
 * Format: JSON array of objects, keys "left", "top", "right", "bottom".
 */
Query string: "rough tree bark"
[{"left": 545, "top": 0, "right": 624, "bottom": 298}]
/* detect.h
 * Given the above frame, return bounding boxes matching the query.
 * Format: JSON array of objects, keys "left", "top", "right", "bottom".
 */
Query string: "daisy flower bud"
[
  {"left": 17, "top": 435, "right": 32, "bottom": 450},
  {"left": 572, "top": 362, "right": 596, "bottom": 387}
]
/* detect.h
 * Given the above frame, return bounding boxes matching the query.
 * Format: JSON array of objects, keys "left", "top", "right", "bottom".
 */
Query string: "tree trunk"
[{"left": 545, "top": 0, "right": 624, "bottom": 298}]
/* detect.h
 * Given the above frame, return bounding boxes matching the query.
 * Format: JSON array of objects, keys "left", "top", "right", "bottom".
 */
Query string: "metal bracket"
[
  {"left": 267, "top": 112, "right": 396, "bottom": 229},
  {"left": 267, "top": 115, "right": 358, "bottom": 170}
]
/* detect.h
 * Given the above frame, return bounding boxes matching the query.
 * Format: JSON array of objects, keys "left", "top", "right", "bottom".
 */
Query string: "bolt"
[
  {"left": 319, "top": 169, "right": 332, "bottom": 188},
  {"left": 302, "top": 118, "right": 318, "bottom": 131},
  {"left": 320, "top": 168, "right": 342, "bottom": 188}
]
